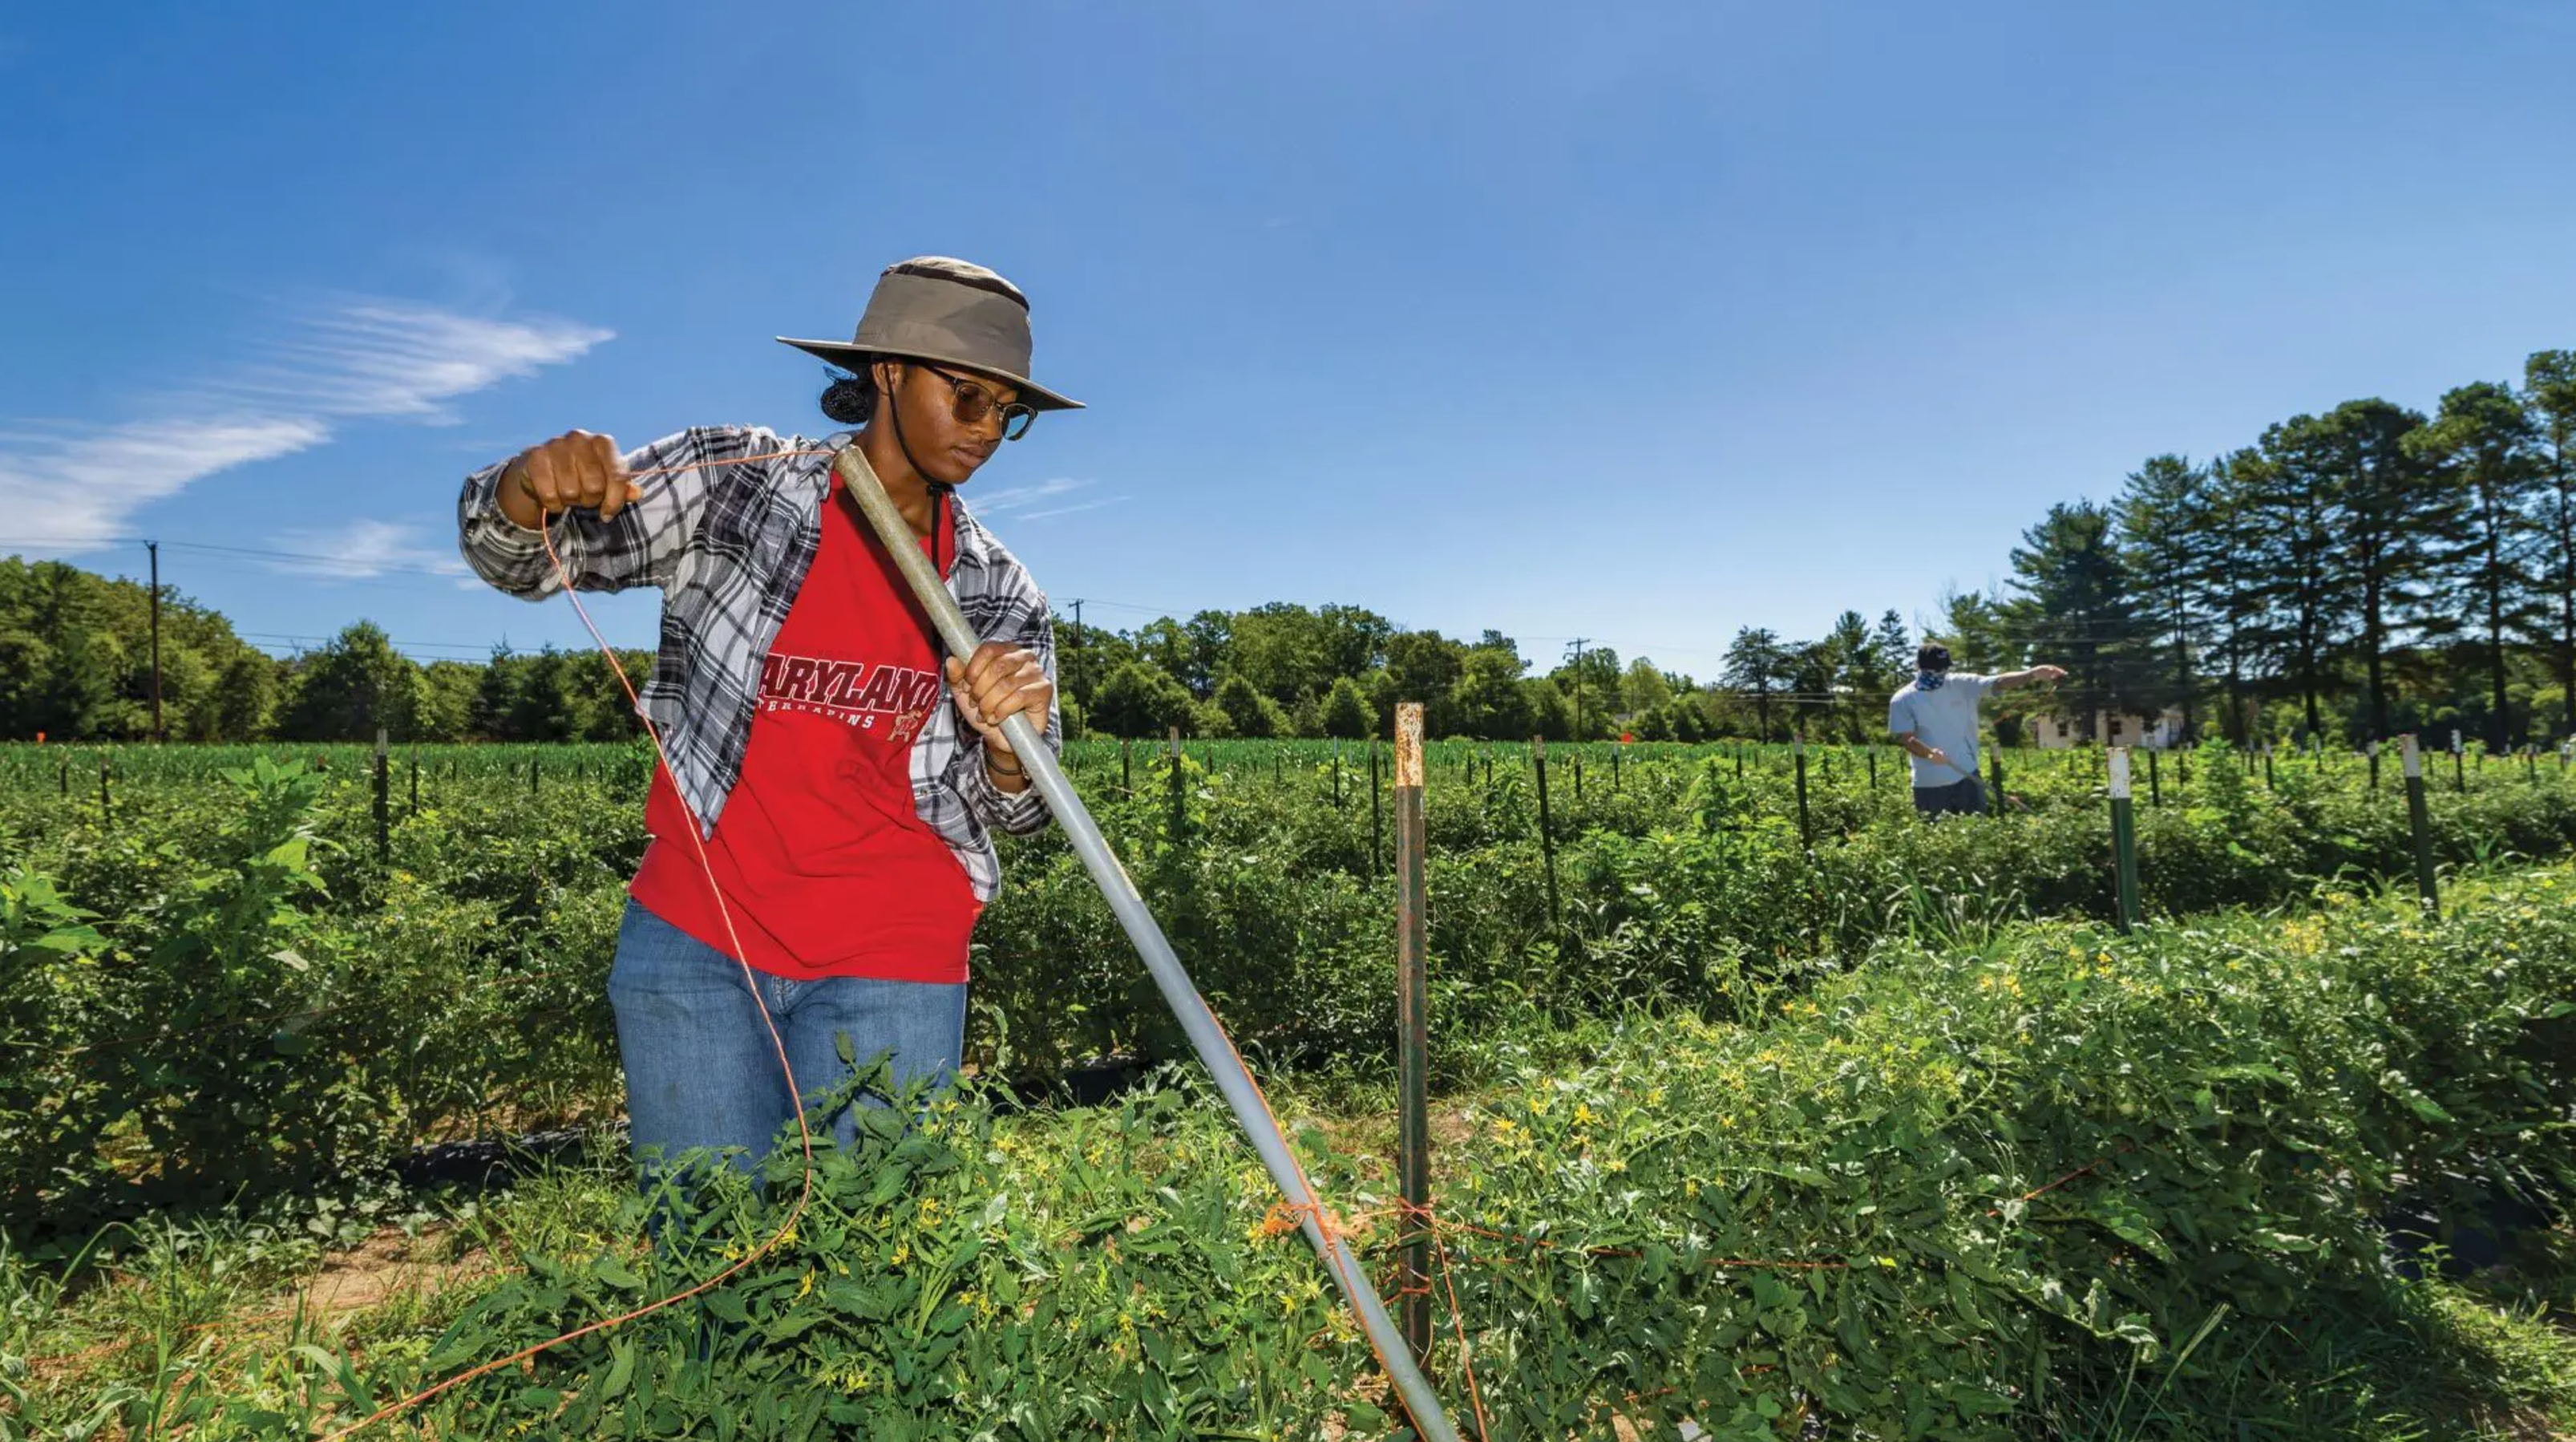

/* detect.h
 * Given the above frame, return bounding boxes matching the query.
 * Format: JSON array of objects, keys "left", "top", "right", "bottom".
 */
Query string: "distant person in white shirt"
[{"left": 1887, "top": 642, "right": 2065, "bottom": 817}]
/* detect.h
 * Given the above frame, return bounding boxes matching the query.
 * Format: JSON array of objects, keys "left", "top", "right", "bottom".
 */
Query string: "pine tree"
[
  {"left": 2114, "top": 455, "right": 2218, "bottom": 742},
  {"left": 2412, "top": 381, "right": 2543, "bottom": 751},
  {"left": 2525, "top": 350, "right": 2576, "bottom": 739}
]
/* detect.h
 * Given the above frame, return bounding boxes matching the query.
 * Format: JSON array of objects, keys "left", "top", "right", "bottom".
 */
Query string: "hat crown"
[
  {"left": 879, "top": 256, "right": 1027, "bottom": 309},
  {"left": 852, "top": 256, "right": 1034, "bottom": 385},
  {"left": 776, "top": 254, "right": 1082, "bottom": 411}
]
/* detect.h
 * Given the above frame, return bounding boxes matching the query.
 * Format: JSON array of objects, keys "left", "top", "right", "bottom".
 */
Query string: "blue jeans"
[{"left": 605, "top": 898, "right": 968, "bottom": 1205}]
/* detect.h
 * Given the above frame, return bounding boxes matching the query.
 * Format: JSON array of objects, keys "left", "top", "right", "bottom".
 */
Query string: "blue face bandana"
[{"left": 1916, "top": 669, "right": 1948, "bottom": 692}]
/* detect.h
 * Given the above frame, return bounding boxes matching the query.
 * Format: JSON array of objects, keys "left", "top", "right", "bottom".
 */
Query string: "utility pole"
[
  {"left": 1563, "top": 637, "right": 1591, "bottom": 739},
  {"left": 1070, "top": 598, "right": 1085, "bottom": 711},
  {"left": 146, "top": 539, "right": 163, "bottom": 741}
]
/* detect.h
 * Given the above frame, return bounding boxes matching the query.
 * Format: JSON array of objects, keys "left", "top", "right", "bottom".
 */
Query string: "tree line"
[
  {"left": 0, "top": 557, "right": 651, "bottom": 745},
  {"left": 10, "top": 345, "right": 2566, "bottom": 751},
  {"left": 1869, "top": 348, "right": 2574, "bottom": 754},
  {"left": 2, "top": 556, "right": 1891, "bottom": 745}
]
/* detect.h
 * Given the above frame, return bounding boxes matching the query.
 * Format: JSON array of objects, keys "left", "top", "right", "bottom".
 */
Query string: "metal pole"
[
  {"left": 830, "top": 445, "right": 1465, "bottom": 1442},
  {"left": 1369, "top": 741, "right": 1383, "bottom": 877},
  {"left": 2146, "top": 746, "right": 2161, "bottom": 808},
  {"left": 374, "top": 729, "right": 390, "bottom": 865},
  {"left": 1793, "top": 733, "right": 1812, "bottom": 847},
  {"left": 2109, "top": 747, "right": 2140, "bottom": 932},
  {"left": 146, "top": 540, "right": 164, "bottom": 742},
  {"left": 1393, "top": 704, "right": 1431, "bottom": 1365},
  {"left": 1168, "top": 726, "right": 1186, "bottom": 840},
  {"left": 1532, "top": 735, "right": 1563, "bottom": 945},
  {"left": 2404, "top": 734, "right": 2438, "bottom": 917}
]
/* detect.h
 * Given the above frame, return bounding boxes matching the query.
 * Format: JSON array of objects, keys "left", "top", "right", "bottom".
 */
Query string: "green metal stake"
[
  {"left": 374, "top": 730, "right": 390, "bottom": 866},
  {"left": 2404, "top": 734, "right": 2439, "bottom": 918},
  {"left": 1369, "top": 742, "right": 1383, "bottom": 877},
  {"left": 1168, "top": 726, "right": 1187, "bottom": 840},
  {"left": 1793, "top": 733, "right": 1812, "bottom": 846},
  {"left": 1532, "top": 735, "right": 1563, "bottom": 945},
  {"left": 2368, "top": 739, "right": 2380, "bottom": 792},
  {"left": 2109, "top": 747, "right": 2141, "bottom": 932},
  {"left": 2146, "top": 746, "right": 2161, "bottom": 807}
]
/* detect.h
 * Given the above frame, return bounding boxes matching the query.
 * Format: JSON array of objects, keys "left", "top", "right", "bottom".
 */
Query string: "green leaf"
[{"left": 601, "top": 1342, "right": 637, "bottom": 1399}]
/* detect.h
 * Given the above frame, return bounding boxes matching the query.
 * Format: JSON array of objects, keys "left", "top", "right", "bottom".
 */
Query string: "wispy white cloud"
[
  {"left": 1019, "top": 496, "right": 1129, "bottom": 520},
  {"left": 967, "top": 476, "right": 1128, "bottom": 523},
  {"left": 969, "top": 476, "right": 1094, "bottom": 514},
  {"left": 268, "top": 519, "right": 471, "bottom": 582},
  {"left": 0, "top": 300, "right": 610, "bottom": 551}
]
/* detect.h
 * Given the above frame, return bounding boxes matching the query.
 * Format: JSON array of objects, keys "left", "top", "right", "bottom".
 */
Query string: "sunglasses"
[{"left": 912, "top": 362, "right": 1037, "bottom": 441}]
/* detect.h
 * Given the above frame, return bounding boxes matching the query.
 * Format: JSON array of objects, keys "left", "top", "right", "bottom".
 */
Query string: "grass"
[{"left": 14, "top": 1084, "right": 2576, "bottom": 1440}]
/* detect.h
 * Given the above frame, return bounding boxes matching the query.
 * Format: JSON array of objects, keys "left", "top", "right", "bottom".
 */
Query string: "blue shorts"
[{"left": 1911, "top": 776, "right": 1987, "bottom": 817}]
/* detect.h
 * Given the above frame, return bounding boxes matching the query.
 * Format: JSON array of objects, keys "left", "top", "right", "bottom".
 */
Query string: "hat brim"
[{"left": 774, "top": 337, "right": 1084, "bottom": 412}]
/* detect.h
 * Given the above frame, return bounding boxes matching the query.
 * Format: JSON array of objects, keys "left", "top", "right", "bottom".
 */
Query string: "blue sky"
[{"left": 3, "top": 1, "right": 2572, "bottom": 680}]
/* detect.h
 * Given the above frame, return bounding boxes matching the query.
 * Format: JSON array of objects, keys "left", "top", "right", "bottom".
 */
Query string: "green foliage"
[
  {"left": 283, "top": 868, "right": 2576, "bottom": 1440},
  {"left": 1211, "top": 674, "right": 1288, "bottom": 739},
  {"left": 1320, "top": 676, "right": 1373, "bottom": 739},
  {"left": 1089, "top": 662, "right": 1195, "bottom": 739}
]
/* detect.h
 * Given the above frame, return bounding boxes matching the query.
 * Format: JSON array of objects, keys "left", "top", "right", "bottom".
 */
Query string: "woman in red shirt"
[{"left": 457, "top": 257, "right": 1073, "bottom": 1216}]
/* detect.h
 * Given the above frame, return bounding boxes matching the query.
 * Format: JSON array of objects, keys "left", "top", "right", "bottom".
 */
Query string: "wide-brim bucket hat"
[{"left": 776, "top": 256, "right": 1083, "bottom": 412}]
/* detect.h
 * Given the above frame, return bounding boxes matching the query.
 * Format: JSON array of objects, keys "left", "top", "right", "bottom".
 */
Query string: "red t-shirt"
[{"left": 629, "top": 478, "right": 980, "bottom": 982}]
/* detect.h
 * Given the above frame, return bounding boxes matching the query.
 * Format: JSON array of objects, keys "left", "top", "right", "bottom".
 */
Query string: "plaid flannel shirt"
[{"left": 455, "top": 424, "right": 1059, "bottom": 903}]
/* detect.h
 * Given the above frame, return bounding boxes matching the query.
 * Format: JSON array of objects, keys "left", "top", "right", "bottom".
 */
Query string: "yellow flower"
[
  {"left": 795, "top": 1268, "right": 815, "bottom": 1300},
  {"left": 1573, "top": 1103, "right": 1597, "bottom": 1125},
  {"left": 1647, "top": 1088, "right": 1666, "bottom": 1106}
]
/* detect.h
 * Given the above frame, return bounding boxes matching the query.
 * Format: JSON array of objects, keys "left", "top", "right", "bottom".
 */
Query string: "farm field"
[{"left": 6, "top": 738, "right": 2576, "bottom": 1439}]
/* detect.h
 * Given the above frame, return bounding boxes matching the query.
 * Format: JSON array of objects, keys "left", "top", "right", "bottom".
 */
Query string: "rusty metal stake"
[{"left": 1394, "top": 704, "right": 1432, "bottom": 1365}]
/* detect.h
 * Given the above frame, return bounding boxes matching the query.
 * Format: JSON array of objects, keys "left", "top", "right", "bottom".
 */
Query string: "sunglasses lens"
[{"left": 1001, "top": 407, "right": 1033, "bottom": 440}]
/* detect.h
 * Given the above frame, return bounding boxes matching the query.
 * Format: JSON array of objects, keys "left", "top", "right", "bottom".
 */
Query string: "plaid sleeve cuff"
[
  {"left": 959, "top": 737, "right": 1054, "bottom": 835},
  {"left": 456, "top": 457, "right": 560, "bottom": 597}
]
